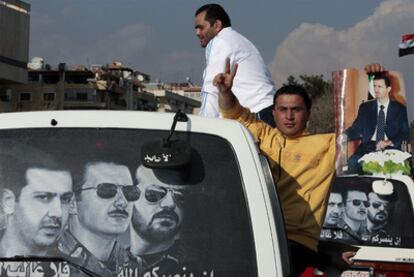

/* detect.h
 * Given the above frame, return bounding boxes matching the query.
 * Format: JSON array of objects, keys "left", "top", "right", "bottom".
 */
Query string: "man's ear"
[
  {"left": 214, "top": 19, "right": 223, "bottom": 32},
  {"left": 1, "top": 189, "right": 16, "bottom": 215},
  {"left": 306, "top": 109, "right": 311, "bottom": 122},
  {"left": 272, "top": 108, "right": 277, "bottom": 119},
  {"left": 69, "top": 196, "right": 78, "bottom": 215}
]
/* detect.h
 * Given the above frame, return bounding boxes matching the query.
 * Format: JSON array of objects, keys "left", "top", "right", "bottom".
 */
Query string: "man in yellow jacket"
[
  {"left": 214, "top": 59, "right": 336, "bottom": 276},
  {"left": 214, "top": 60, "right": 386, "bottom": 275}
]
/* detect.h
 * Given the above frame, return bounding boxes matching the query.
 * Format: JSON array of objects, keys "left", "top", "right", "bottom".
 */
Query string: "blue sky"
[{"left": 26, "top": 0, "right": 414, "bottom": 121}]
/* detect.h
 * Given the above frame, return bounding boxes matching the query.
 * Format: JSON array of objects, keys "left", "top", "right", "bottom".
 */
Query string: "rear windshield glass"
[
  {"left": 0, "top": 128, "right": 258, "bottom": 277},
  {"left": 320, "top": 176, "right": 414, "bottom": 248}
]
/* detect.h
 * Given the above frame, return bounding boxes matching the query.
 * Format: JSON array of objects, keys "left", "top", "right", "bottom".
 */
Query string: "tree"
[{"left": 283, "top": 74, "right": 334, "bottom": 134}]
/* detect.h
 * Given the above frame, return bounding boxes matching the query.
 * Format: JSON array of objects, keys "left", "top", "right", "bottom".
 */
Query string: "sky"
[{"left": 26, "top": 0, "right": 414, "bottom": 121}]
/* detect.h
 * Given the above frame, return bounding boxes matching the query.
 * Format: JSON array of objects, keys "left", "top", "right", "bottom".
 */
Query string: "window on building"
[
  {"left": 28, "top": 73, "right": 41, "bottom": 82},
  {"left": 0, "top": 89, "right": 11, "bottom": 102},
  {"left": 76, "top": 93, "right": 88, "bottom": 101},
  {"left": 20, "top": 93, "right": 31, "bottom": 101},
  {"left": 43, "top": 92, "right": 55, "bottom": 101}
]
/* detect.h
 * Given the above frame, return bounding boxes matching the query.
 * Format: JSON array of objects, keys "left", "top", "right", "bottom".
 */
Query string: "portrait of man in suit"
[{"left": 342, "top": 72, "right": 410, "bottom": 174}]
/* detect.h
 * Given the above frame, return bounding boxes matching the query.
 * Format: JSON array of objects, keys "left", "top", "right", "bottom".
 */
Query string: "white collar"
[
  {"left": 217, "top": 26, "right": 232, "bottom": 37},
  {"left": 377, "top": 99, "right": 390, "bottom": 109}
]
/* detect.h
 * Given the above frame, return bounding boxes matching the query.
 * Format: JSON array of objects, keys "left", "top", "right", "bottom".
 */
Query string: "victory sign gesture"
[{"left": 213, "top": 58, "right": 238, "bottom": 110}]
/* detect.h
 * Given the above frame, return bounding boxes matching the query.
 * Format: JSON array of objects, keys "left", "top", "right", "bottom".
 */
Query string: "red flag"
[{"left": 399, "top": 34, "right": 414, "bottom": 57}]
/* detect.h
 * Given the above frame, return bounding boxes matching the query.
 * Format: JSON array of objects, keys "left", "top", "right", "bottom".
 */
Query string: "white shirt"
[
  {"left": 371, "top": 99, "right": 390, "bottom": 141},
  {"left": 200, "top": 27, "right": 275, "bottom": 118}
]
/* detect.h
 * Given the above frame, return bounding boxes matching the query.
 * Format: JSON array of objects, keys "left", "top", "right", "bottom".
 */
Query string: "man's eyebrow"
[
  {"left": 32, "top": 191, "right": 72, "bottom": 196},
  {"left": 32, "top": 191, "right": 57, "bottom": 196},
  {"left": 277, "top": 105, "right": 302, "bottom": 109}
]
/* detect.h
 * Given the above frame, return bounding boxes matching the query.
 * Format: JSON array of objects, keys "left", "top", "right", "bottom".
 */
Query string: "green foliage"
[
  {"left": 284, "top": 74, "right": 332, "bottom": 99},
  {"left": 286, "top": 75, "right": 298, "bottom": 85},
  {"left": 362, "top": 161, "right": 383, "bottom": 174},
  {"left": 361, "top": 160, "right": 411, "bottom": 175}
]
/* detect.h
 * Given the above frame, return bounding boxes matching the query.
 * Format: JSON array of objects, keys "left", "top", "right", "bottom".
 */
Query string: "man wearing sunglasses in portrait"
[
  {"left": 0, "top": 151, "right": 73, "bottom": 257},
  {"left": 341, "top": 189, "right": 370, "bottom": 244},
  {"left": 366, "top": 191, "right": 400, "bottom": 246},
  {"left": 129, "top": 165, "right": 194, "bottom": 275},
  {"left": 57, "top": 160, "right": 143, "bottom": 276}
]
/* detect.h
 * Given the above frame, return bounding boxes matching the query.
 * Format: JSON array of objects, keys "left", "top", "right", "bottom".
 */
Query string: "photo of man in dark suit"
[{"left": 342, "top": 72, "right": 410, "bottom": 174}]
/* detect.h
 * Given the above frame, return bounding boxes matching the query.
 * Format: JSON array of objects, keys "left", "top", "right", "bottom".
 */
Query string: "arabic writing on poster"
[
  {"left": 0, "top": 261, "right": 70, "bottom": 277},
  {"left": 141, "top": 266, "right": 214, "bottom": 277},
  {"left": 320, "top": 229, "right": 402, "bottom": 246},
  {"left": 117, "top": 266, "right": 140, "bottom": 277},
  {"left": 144, "top": 154, "right": 173, "bottom": 163}
]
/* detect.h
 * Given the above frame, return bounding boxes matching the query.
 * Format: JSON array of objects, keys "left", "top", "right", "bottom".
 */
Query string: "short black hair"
[
  {"left": 333, "top": 177, "right": 371, "bottom": 202},
  {"left": 195, "top": 4, "right": 231, "bottom": 28},
  {"left": 373, "top": 72, "right": 391, "bottom": 87},
  {"left": 329, "top": 183, "right": 346, "bottom": 203},
  {"left": 273, "top": 85, "right": 312, "bottom": 110},
  {"left": 0, "top": 149, "right": 67, "bottom": 200},
  {"left": 72, "top": 160, "right": 132, "bottom": 199}
]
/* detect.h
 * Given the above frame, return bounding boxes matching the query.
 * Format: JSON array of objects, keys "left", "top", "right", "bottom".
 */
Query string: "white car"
[{"left": 0, "top": 110, "right": 290, "bottom": 277}]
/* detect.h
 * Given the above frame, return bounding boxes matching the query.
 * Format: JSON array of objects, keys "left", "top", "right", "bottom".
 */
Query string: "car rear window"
[
  {"left": 320, "top": 176, "right": 414, "bottom": 248},
  {"left": 0, "top": 128, "right": 258, "bottom": 277}
]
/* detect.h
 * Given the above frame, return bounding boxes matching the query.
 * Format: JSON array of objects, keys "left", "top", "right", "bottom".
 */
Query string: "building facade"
[
  {"left": 0, "top": 62, "right": 201, "bottom": 114},
  {"left": 0, "top": 0, "right": 30, "bottom": 85}
]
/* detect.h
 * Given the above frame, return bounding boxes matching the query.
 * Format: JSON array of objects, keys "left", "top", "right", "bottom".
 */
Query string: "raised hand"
[
  {"left": 376, "top": 139, "right": 392, "bottom": 151},
  {"left": 213, "top": 58, "right": 238, "bottom": 95},
  {"left": 214, "top": 58, "right": 239, "bottom": 110},
  {"left": 364, "top": 63, "right": 385, "bottom": 74}
]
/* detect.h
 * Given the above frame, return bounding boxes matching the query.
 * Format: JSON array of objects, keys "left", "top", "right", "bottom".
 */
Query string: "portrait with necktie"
[{"left": 343, "top": 72, "right": 410, "bottom": 175}]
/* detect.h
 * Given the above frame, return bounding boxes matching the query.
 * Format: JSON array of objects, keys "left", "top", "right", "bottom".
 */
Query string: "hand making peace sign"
[{"left": 213, "top": 58, "right": 238, "bottom": 110}]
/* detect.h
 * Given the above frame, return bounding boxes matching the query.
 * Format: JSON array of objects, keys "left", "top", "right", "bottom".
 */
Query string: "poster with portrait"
[
  {"left": 332, "top": 69, "right": 411, "bottom": 176},
  {"left": 323, "top": 69, "right": 414, "bottom": 264},
  {"left": 320, "top": 176, "right": 414, "bottom": 249},
  {"left": 0, "top": 128, "right": 258, "bottom": 277}
]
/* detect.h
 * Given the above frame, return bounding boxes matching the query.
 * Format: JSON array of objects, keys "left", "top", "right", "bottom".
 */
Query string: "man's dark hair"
[
  {"left": 72, "top": 160, "right": 130, "bottom": 199},
  {"left": 373, "top": 72, "right": 391, "bottom": 87},
  {"left": 333, "top": 177, "right": 371, "bottom": 203},
  {"left": 329, "top": 183, "right": 346, "bottom": 204},
  {"left": 195, "top": 4, "right": 231, "bottom": 28},
  {"left": 273, "top": 85, "right": 312, "bottom": 110},
  {"left": 0, "top": 150, "right": 67, "bottom": 200},
  {"left": 65, "top": 135, "right": 138, "bottom": 199},
  {"left": 72, "top": 160, "right": 97, "bottom": 198}
]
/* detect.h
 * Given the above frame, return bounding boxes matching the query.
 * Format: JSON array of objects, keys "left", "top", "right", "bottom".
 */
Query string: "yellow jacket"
[{"left": 222, "top": 100, "right": 336, "bottom": 251}]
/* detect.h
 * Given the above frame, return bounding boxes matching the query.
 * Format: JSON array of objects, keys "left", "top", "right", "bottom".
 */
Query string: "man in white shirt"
[{"left": 194, "top": 3, "right": 276, "bottom": 126}]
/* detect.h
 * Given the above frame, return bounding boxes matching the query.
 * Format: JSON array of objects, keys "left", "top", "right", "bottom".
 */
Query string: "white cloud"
[
  {"left": 269, "top": 0, "right": 414, "bottom": 87},
  {"left": 30, "top": 21, "right": 154, "bottom": 67},
  {"left": 29, "top": 20, "right": 201, "bottom": 82}
]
